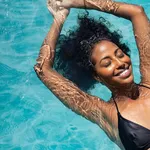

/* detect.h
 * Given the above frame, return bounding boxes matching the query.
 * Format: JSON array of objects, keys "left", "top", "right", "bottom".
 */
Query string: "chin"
[
  {"left": 117, "top": 74, "right": 134, "bottom": 87},
  {"left": 114, "top": 65, "right": 134, "bottom": 86}
]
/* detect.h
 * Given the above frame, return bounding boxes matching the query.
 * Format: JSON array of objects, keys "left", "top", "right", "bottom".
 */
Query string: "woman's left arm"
[{"left": 130, "top": 7, "right": 150, "bottom": 86}]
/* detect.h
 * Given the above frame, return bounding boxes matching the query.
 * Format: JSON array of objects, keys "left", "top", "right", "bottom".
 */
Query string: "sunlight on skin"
[{"left": 34, "top": 0, "right": 150, "bottom": 149}]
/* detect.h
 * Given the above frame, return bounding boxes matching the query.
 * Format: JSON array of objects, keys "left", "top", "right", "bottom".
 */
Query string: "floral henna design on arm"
[{"left": 85, "top": 0, "right": 120, "bottom": 13}]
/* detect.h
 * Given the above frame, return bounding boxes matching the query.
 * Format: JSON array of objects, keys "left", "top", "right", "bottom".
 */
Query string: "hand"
[
  {"left": 55, "top": 0, "right": 84, "bottom": 9},
  {"left": 55, "top": 0, "right": 75, "bottom": 9},
  {"left": 47, "top": 0, "right": 70, "bottom": 22}
]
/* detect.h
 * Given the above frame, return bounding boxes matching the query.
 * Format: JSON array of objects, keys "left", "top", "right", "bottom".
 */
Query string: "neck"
[{"left": 111, "top": 83, "right": 139, "bottom": 100}]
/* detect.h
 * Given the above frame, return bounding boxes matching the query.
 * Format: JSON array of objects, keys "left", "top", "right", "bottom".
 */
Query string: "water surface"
[{"left": 0, "top": 0, "right": 150, "bottom": 149}]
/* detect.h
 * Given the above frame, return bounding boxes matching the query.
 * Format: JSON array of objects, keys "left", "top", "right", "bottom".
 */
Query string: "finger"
[
  {"left": 47, "top": 7, "right": 55, "bottom": 15},
  {"left": 59, "top": 6, "right": 64, "bottom": 10},
  {"left": 56, "top": 1, "right": 61, "bottom": 6}
]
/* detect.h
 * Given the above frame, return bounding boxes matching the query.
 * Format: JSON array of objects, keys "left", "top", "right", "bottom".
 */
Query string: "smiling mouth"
[{"left": 115, "top": 67, "right": 131, "bottom": 79}]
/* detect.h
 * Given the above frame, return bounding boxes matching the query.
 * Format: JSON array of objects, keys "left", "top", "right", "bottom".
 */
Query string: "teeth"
[{"left": 120, "top": 69, "right": 128, "bottom": 76}]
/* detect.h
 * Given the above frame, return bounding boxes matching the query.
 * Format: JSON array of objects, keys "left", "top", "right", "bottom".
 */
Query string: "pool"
[{"left": 0, "top": 0, "right": 150, "bottom": 149}]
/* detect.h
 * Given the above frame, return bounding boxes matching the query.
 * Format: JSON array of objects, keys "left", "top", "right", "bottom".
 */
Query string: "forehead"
[{"left": 91, "top": 40, "right": 119, "bottom": 63}]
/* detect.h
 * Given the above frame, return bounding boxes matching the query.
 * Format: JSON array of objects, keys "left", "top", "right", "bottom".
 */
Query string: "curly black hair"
[{"left": 54, "top": 12, "right": 130, "bottom": 93}]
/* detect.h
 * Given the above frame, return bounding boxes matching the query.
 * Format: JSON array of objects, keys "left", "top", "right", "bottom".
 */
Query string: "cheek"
[
  {"left": 125, "top": 55, "right": 131, "bottom": 64},
  {"left": 96, "top": 66, "right": 114, "bottom": 79}
]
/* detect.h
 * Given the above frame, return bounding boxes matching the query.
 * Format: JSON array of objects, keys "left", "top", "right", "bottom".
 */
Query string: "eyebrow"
[{"left": 100, "top": 48, "right": 120, "bottom": 64}]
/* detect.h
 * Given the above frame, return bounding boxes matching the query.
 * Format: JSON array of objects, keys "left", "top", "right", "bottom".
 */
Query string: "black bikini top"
[{"left": 113, "top": 84, "right": 150, "bottom": 150}]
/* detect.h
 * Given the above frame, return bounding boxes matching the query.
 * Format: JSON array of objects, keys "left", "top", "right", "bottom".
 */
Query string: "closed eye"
[
  {"left": 116, "top": 49, "right": 124, "bottom": 58},
  {"left": 101, "top": 59, "right": 111, "bottom": 67}
]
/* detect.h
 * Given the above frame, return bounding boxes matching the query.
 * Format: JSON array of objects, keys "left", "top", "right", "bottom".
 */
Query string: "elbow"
[
  {"left": 135, "top": 5, "right": 144, "bottom": 14},
  {"left": 33, "top": 64, "right": 37, "bottom": 73},
  {"left": 34, "top": 64, "right": 41, "bottom": 77},
  {"left": 130, "top": 5, "right": 145, "bottom": 20},
  {"left": 133, "top": 5, "right": 145, "bottom": 16}
]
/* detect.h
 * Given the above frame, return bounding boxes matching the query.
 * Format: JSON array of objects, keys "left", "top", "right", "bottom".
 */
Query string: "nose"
[{"left": 115, "top": 58, "right": 126, "bottom": 69}]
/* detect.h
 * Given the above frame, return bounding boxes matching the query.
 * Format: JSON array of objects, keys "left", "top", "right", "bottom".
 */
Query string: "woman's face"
[{"left": 91, "top": 40, "right": 134, "bottom": 87}]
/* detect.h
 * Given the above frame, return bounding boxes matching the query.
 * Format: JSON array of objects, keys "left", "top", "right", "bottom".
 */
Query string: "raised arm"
[
  {"left": 59, "top": 0, "right": 150, "bottom": 85},
  {"left": 86, "top": 1, "right": 150, "bottom": 86},
  {"left": 34, "top": 0, "right": 113, "bottom": 139}
]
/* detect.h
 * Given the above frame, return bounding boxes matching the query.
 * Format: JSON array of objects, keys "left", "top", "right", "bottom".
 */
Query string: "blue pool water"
[{"left": 0, "top": 0, "right": 150, "bottom": 149}]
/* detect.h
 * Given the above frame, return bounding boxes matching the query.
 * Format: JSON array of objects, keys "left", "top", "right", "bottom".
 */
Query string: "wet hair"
[{"left": 54, "top": 12, "right": 130, "bottom": 92}]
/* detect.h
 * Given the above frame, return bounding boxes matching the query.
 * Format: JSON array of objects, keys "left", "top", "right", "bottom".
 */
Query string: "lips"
[
  {"left": 114, "top": 67, "right": 131, "bottom": 79},
  {"left": 119, "top": 69, "right": 131, "bottom": 78}
]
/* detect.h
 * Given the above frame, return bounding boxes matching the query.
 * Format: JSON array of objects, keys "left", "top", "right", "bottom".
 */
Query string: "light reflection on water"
[{"left": 0, "top": 0, "right": 150, "bottom": 149}]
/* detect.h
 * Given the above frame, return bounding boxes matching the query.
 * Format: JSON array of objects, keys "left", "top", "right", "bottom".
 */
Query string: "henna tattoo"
[{"left": 86, "top": 0, "right": 120, "bottom": 13}]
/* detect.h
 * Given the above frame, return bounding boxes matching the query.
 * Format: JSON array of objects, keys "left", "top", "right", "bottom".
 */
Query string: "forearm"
[
  {"left": 72, "top": 0, "right": 143, "bottom": 20},
  {"left": 40, "top": 18, "right": 65, "bottom": 67},
  {"left": 45, "top": 18, "right": 65, "bottom": 49}
]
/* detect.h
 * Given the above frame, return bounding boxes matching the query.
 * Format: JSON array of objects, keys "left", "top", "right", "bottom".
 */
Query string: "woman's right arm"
[{"left": 34, "top": 0, "right": 114, "bottom": 141}]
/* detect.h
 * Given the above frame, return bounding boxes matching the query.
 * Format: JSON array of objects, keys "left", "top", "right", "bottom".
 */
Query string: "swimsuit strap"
[
  {"left": 112, "top": 83, "right": 150, "bottom": 115},
  {"left": 112, "top": 97, "right": 120, "bottom": 114},
  {"left": 139, "top": 83, "right": 150, "bottom": 89}
]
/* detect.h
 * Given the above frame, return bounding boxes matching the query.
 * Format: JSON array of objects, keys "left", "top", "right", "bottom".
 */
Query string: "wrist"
[
  {"left": 53, "top": 11, "right": 69, "bottom": 24},
  {"left": 54, "top": 15, "right": 66, "bottom": 25},
  {"left": 85, "top": 0, "right": 120, "bottom": 13}
]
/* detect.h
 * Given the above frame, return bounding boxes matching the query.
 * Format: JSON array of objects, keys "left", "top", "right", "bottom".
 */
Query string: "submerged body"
[{"left": 34, "top": 0, "right": 150, "bottom": 149}]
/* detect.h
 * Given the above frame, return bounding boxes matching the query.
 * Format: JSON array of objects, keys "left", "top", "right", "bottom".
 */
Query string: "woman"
[{"left": 34, "top": 0, "right": 150, "bottom": 149}]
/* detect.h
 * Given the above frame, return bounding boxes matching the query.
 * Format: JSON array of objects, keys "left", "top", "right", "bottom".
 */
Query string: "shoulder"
[{"left": 91, "top": 97, "right": 118, "bottom": 141}]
